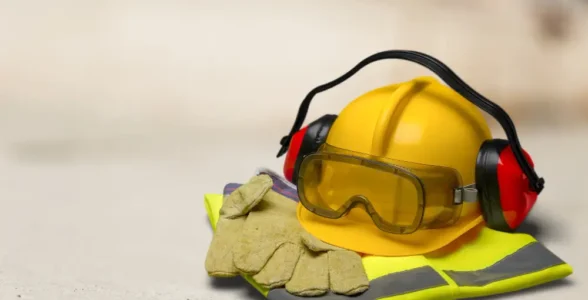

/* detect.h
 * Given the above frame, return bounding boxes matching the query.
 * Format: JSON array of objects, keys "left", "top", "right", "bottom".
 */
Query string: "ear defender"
[
  {"left": 277, "top": 50, "right": 545, "bottom": 234},
  {"left": 476, "top": 139, "right": 539, "bottom": 232},
  {"left": 283, "top": 114, "right": 337, "bottom": 183},
  {"left": 283, "top": 121, "right": 540, "bottom": 234}
]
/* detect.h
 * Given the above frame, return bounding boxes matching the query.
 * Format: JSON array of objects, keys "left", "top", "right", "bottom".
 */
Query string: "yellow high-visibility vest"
[{"left": 204, "top": 193, "right": 572, "bottom": 300}]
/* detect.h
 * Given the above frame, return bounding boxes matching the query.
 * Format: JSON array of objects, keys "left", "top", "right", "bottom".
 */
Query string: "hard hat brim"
[{"left": 297, "top": 202, "right": 484, "bottom": 257}]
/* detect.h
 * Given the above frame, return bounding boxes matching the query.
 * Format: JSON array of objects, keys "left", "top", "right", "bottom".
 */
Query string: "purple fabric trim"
[{"left": 222, "top": 174, "right": 299, "bottom": 201}]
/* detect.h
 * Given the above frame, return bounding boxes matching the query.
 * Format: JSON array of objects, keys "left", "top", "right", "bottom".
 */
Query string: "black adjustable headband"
[{"left": 276, "top": 50, "right": 544, "bottom": 194}]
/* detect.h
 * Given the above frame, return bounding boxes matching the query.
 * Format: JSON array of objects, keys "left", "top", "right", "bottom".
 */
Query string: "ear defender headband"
[{"left": 276, "top": 50, "right": 545, "bottom": 233}]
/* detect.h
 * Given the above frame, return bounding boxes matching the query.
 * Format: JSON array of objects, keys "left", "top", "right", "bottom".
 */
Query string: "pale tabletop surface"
[{"left": 0, "top": 124, "right": 585, "bottom": 300}]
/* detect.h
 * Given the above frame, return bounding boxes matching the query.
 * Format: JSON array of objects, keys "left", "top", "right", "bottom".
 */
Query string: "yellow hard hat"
[
  {"left": 278, "top": 51, "right": 544, "bottom": 257},
  {"left": 295, "top": 76, "right": 492, "bottom": 256}
]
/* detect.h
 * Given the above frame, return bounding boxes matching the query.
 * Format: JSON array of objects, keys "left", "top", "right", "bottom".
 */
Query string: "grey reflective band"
[
  {"left": 267, "top": 241, "right": 565, "bottom": 299},
  {"left": 444, "top": 241, "right": 566, "bottom": 287},
  {"left": 454, "top": 183, "right": 478, "bottom": 204},
  {"left": 267, "top": 266, "right": 448, "bottom": 300}
]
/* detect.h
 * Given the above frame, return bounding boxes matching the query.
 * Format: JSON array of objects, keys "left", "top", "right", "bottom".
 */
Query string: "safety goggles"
[{"left": 296, "top": 143, "right": 478, "bottom": 234}]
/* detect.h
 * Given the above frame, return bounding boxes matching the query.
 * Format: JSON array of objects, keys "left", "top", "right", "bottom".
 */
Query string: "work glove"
[
  {"left": 228, "top": 174, "right": 369, "bottom": 297},
  {"left": 204, "top": 174, "right": 273, "bottom": 277}
]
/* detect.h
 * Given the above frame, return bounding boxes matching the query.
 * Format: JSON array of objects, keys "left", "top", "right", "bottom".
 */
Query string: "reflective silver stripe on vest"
[
  {"left": 267, "top": 266, "right": 448, "bottom": 300},
  {"left": 266, "top": 241, "right": 566, "bottom": 299},
  {"left": 444, "top": 241, "right": 566, "bottom": 287}
]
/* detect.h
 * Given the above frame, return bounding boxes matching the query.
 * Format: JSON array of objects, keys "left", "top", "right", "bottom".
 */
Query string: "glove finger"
[
  {"left": 204, "top": 219, "right": 244, "bottom": 277},
  {"left": 232, "top": 219, "right": 282, "bottom": 275},
  {"left": 220, "top": 175, "right": 273, "bottom": 218},
  {"left": 252, "top": 243, "right": 302, "bottom": 289},
  {"left": 285, "top": 250, "right": 329, "bottom": 297},
  {"left": 328, "top": 250, "right": 369, "bottom": 295},
  {"left": 300, "top": 230, "right": 341, "bottom": 252}
]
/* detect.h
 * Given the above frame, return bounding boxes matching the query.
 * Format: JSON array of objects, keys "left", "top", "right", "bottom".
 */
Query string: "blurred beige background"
[{"left": 0, "top": 0, "right": 586, "bottom": 299}]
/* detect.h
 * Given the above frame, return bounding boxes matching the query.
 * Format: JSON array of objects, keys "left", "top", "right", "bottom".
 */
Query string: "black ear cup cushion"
[
  {"left": 476, "top": 139, "right": 513, "bottom": 232},
  {"left": 292, "top": 114, "right": 338, "bottom": 182}
]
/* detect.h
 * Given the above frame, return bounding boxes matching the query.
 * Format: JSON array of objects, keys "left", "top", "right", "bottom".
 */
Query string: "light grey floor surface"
[{"left": 0, "top": 124, "right": 584, "bottom": 300}]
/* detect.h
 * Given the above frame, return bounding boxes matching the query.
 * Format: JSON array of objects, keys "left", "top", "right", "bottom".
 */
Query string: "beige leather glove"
[{"left": 230, "top": 175, "right": 369, "bottom": 296}]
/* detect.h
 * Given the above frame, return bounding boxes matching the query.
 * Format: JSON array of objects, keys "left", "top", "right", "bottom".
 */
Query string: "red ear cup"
[
  {"left": 476, "top": 139, "right": 538, "bottom": 232},
  {"left": 283, "top": 114, "right": 337, "bottom": 184},
  {"left": 283, "top": 127, "right": 308, "bottom": 182}
]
